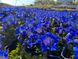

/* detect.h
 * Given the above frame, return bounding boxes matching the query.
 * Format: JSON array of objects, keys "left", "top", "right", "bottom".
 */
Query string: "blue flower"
[
  {"left": 4, "top": 49, "right": 9, "bottom": 57},
  {"left": 74, "top": 39, "right": 78, "bottom": 45},
  {"left": 0, "top": 51, "right": 4, "bottom": 56},
  {"left": 26, "top": 34, "right": 40, "bottom": 48},
  {"left": 15, "top": 26, "right": 26, "bottom": 36},
  {"left": 73, "top": 47, "right": 78, "bottom": 59},
  {"left": 35, "top": 32, "right": 60, "bottom": 52},
  {"left": 2, "top": 14, "right": 18, "bottom": 25},
  {"left": 34, "top": 25, "right": 43, "bottom": 34},
  {"left": 0, "top": 13, "right": 4, "bottom": 19},
  {"left": 0, "top": 50, "right": 9, "bottom": 59}
]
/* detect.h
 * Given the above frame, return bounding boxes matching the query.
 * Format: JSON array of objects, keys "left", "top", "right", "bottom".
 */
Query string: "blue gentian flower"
[
  {"left": 15, "top": 26, "right": 26, "bottom": 36},
  {"left": 2, "top": 14, "right": 18, "bottom": 25},
  {"left": 26, "top": 34, "right": 40, "bottom": 48},
  {"left": 73, "top": 47, "right": 78, "bottom": 59},
  {"left": 34, "top": 32, "right": 60, "bottom": 52}
]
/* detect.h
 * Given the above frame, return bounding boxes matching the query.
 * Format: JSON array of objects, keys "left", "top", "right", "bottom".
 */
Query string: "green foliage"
[
  {"left": 51, "top": 27, "right": 56, "bottom": 34},
  {"left": 71, "top": 55, "right": 74, "bottom": 59},
  {"left": 9, "top": 43, "right": 21, "bottom": 59},
  {"left": 9, "top": 43, "right": 43, "bottom": 59},
  {"left": 74, "top": 2, "right": 78, "bottom": 5},
  {"left": 2, "top": 25, "right": 16, "bottom": 46},
  {"left": 67, "top": 44, "right": 74, "bottom": 57},
  {"left": 0, "top": 26, "right": 2, "bottom": 31}
]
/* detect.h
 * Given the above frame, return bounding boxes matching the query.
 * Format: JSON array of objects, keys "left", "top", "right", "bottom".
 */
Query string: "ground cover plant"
[{"left": 0, "top": 7, "right": 78, "bottom": 59}]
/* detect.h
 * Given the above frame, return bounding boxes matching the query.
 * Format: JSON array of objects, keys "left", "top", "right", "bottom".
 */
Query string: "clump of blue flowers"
[{"left": 0, "top": 7, "right": 78, "bottom": 59}]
